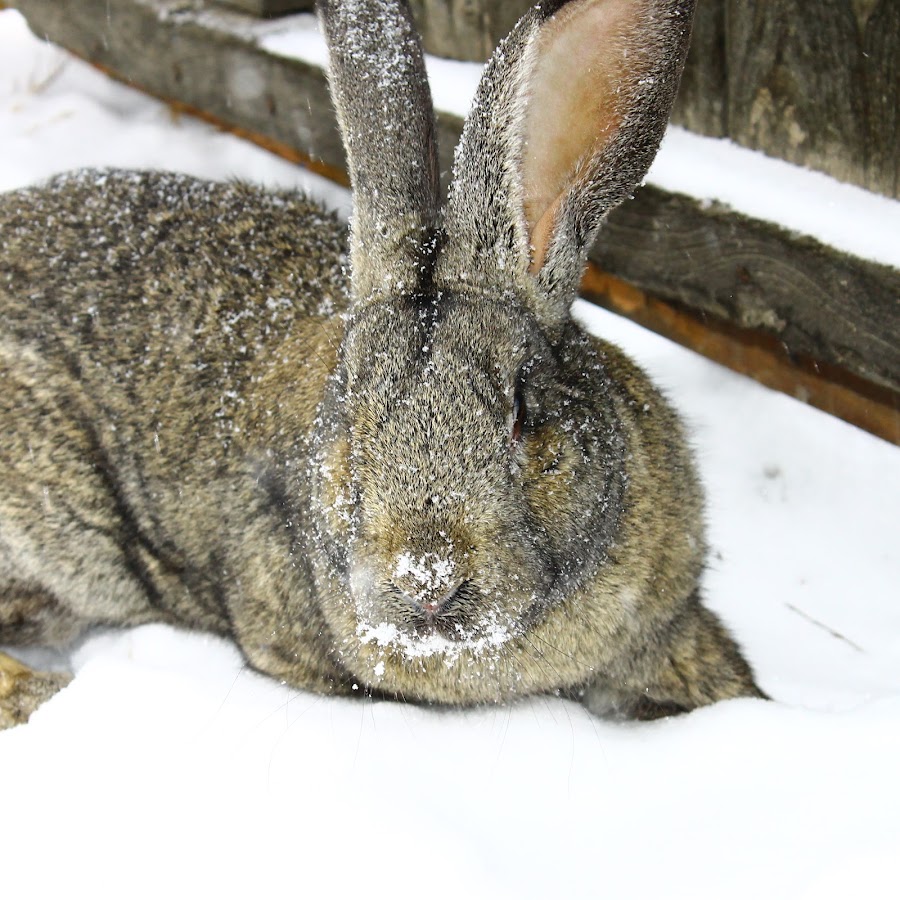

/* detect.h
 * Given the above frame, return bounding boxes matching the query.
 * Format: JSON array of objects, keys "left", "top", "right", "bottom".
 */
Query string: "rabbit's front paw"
[
  {"left": 581, "top": 681, "right": 689, "bottom": 720},
  {"left": 581, "top": 604, "right": 766, "bottom": 720},
  {"left": 0, "top": 652, "right": 71, "bottom": 730}
]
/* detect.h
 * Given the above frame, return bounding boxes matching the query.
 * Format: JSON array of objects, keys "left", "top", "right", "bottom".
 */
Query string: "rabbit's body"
[
  {"left": 0, "top": 0, "right": 764, "bottom": 727},
  {"left": 1, "top": 170, "right": 352, "bottom": 692}
]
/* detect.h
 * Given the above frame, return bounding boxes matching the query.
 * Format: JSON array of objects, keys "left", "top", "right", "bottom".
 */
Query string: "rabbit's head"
[{"left": 311, "top": 0, "right": 696, "bottom": 701}]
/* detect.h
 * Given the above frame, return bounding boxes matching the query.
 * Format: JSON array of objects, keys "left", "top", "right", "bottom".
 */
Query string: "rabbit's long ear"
[
  {"left": 318, "top": 0, "right": 441, "bottom": 306},
  {"left": 436, "top": 0, "right": 694, "bottom": 327}
]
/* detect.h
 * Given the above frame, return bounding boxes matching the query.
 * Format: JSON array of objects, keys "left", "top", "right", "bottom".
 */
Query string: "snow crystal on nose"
[{"left": 393, "top": 551, "right": 455, "bottom": 596}]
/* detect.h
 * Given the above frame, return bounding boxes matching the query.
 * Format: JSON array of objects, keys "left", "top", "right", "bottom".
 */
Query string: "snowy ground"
[{"left": 1, "top": 9, "right": 899, "bottom": 899}]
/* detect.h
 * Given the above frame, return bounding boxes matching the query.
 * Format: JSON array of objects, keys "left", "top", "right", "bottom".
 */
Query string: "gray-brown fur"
[
  {"left": 0, "top": 0, "right": 763, "bottom": 728},
  {"left": 0, "top": 652, "right": 72, "bottom": 729}
]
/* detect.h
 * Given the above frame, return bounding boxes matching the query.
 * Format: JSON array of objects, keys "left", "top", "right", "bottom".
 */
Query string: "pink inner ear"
[{"left": 522, "top": 0, "right": 645, "bottom": 273}]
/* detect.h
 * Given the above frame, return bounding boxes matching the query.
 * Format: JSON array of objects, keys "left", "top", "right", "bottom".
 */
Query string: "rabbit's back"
[
  {"left": 2, "top": 169, "right": 348, "bottom": 358},
  {"left": 0, "top": 170, "right": 349, "bottom": 645},
  {"left": 1, "top": 170, "right": 349, "bottom": 451}
]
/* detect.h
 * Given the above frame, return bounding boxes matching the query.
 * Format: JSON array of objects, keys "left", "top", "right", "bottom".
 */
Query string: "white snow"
[
  {"left": 393, "top": 549, "right": 456, "bottom": 593},
  {"left": 1, "top": 9, "right": 899, "bottom": 900},
  {"left": 357, "top": 614, "right": 513, "bottom": 663}
]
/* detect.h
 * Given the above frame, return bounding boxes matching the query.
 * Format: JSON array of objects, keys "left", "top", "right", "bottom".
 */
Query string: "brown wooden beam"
[{"left": 582, "top": 267, "right": 900, "bottom": 445}]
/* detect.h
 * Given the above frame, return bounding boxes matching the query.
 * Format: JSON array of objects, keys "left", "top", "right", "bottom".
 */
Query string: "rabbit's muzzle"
[
  {"left": 348, "top": 541, "right": 531, "bottom": 654},
  {"left": 354, "top": 558, "right": 491, "bottom": 642},
  {"left": 388, "top": 578, "right": 482, "bottom": 641}
]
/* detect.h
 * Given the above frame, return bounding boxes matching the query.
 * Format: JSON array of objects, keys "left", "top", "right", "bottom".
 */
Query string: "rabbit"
[{"left": 0, "top": 0, "right": 765, "bottom": 729}]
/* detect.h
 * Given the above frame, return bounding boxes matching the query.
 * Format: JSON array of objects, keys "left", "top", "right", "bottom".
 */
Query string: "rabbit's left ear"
[
  {"left": 436, "top": 0, "right": 695, "bottom": 326},
  {"left": 319, "top": 0, "right": 441, "bottom": 307}
]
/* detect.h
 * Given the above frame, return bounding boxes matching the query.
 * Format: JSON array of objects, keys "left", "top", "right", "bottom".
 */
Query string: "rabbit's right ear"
[
  {"left": 318, "top": 0, "right": 441, "bottom": 307},
  {"left": 436, "top": 0, "right": 695, "bottom": 328}
]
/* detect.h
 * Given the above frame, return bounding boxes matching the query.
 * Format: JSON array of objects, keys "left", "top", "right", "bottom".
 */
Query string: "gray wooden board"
[
  {"left": 592, "top": 187, "right": 900, "bottom": 392},
  {"left": 407, "top": 0, "right": 534, "bottom": 63},
  {"left": 673, "top": 0, "right": 898, "bottom": 201},
  {"left": 9, "top": 0, "right": 900, "bottom": 395}
]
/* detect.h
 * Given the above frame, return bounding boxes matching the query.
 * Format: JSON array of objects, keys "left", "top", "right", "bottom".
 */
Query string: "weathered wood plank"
[
  {"left": 863, "top": 0, "right": 899, "bottom": 199},
  {"left": 591, "top": 186, "right": 900, "bottom": 394},
  {"left": 582, "top": 267, "right": 900, "bottom": 445},
  {"left": 673, "top": 0, "right": 899, "bottom": 200},
  {"left": 726, "top": 1, "right": 867, "bottom": 195},
  {"left": 670, "top": 0, "right": 726, "bottom": 139},
  {"left": 7, "top": 0, "right": 900, "bottom": 441},
  {"left": 407, "top": 0, "right": 532, "bottom": 63},
  {"left": 14, "top": 0, "right": 347, "bottom": 181}
]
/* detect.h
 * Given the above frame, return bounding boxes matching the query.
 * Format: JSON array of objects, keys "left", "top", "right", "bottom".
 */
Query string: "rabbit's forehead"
[
  {"left": 347, "top": 292, "right": 541, "bottom": 384},
  {"left": 340, "top": 300, "right": 530, "bottom": 462},
  {"left": 357, "top": 355, "right": 510, "bottom": 452}
]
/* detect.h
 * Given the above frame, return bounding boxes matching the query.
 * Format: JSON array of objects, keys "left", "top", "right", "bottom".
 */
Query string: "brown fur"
[
  {"left": 0, "top": 652, "right": 72, "bottom": 729},
  {"left": 0, "top": 0, "right": 763, "bottom": 728}
]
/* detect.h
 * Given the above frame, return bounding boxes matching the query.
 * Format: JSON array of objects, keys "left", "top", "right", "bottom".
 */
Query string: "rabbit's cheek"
[
  {"left": 314, "top": 435, "right": 355, "bottom": 537},
  {"left": 348, "top": 562, "right": 380, "bottom": 620}
]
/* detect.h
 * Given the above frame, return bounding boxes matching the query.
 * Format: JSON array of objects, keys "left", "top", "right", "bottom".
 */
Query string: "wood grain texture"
[
  {"left": 673, "top": 0, "right": 899, "bottom": 199},
  {"left": 582, "top": 267, "right": 899, "bottom": 445},
  {"left": 7, "top": 0, "right": 900, "bottom": 441},
  {"left": 13, "top": 0, "right": 346, "bottom": 175},
  {"left": 591, "top": 185, "right": 900, "bottom": 393},
  {"left": 671, "top": 0, "right": 726, "bottom": 138},
  {"left": 408, "top": 0, "right": 532, "bottom": 62},
  {"left": 863, "top": 0, "right": 899, "bottom": 198}
]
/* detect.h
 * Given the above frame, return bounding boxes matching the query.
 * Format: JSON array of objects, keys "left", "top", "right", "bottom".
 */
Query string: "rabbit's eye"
[{"left": 511, "top": 380, "right": 527, "bottom": 445}]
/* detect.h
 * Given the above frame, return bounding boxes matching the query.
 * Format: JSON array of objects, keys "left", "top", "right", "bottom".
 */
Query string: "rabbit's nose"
[
  {"left": 394, "top": 581, "right": 463, "bottom": 616},
  {"left": 390, "top": 551, "right": 463, "bottom": 616},
  {"left": 420, "top": 583, "right": 464, "bottom": 615}
]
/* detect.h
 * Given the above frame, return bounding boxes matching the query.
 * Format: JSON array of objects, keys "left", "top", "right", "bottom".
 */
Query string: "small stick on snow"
[{"left": 785, "top": 603, "right": 865, "bottom": 653}]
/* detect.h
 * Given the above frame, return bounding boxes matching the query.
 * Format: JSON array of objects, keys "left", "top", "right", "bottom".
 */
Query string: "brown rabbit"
[{"left": 0, "top": 0, "right": 764, "bottom": 729}]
